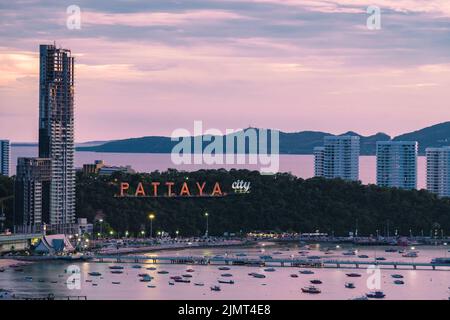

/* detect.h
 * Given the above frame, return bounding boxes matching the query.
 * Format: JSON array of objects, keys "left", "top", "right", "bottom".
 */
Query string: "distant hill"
[
  {"left": 76, "top": 122, "right": 450, "bottom": 155},
  {"left": 393, "top": 122, "right": 450, "bottom": 154},
  {"left": 77, "top": 129, "right": 391, "bottom": 155}
]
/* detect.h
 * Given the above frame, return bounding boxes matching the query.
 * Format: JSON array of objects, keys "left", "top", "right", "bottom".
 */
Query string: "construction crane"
[{"left": 0, "top": 195, "right": 13, "bottom": 233}]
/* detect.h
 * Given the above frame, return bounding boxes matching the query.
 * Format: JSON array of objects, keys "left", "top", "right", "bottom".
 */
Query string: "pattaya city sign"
[
  {"left": 117, "top": 181, "right": 224, "bottom": 198},
  {"left": 116, "top": 180, "right": 251, "bottom": 198}
]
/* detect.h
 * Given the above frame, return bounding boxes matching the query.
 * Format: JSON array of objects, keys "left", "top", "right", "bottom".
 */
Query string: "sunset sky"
[{"left": 1, "top": 0, "right": 450, "bottom": 142}]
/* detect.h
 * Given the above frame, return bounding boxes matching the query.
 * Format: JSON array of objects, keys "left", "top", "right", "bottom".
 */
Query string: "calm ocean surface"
[
  {"left": 10, "top": 146, "right": 427, "bottom": 189},
  {"left": 0, "top": 244, "right": 449, "bottom": 300}
]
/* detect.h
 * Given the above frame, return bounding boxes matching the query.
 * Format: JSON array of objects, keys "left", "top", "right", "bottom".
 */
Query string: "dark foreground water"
[{"left": 1, "top": 244, "right": 449, "bottom": 300}]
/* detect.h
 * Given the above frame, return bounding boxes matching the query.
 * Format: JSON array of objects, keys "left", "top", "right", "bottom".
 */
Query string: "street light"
[
  {"left": 148, "top": 213, "right": 155, "bottom": 238},
  {"left": 99, "top": 219, "right": 103, "bottom": 238},
  {"left": 175, "top": 230, "right": 179, "bottom": 238},
  {"left": 204, "top": 212, "right": 209, "bottom": 237}
]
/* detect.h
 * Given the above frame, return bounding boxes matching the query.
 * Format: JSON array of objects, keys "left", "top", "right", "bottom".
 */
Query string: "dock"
[{"left": 91, "top": 255, "right": 450, "bottom": 271}]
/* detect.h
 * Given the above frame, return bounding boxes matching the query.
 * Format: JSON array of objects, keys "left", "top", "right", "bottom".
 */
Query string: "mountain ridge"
[{"left": 76, "top": 122, "right": 450, "bottom": 155}]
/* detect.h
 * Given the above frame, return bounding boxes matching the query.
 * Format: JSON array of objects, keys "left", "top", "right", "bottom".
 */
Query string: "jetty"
[{"left": 91, "top": 255, "right": 450, "bottom": 271}]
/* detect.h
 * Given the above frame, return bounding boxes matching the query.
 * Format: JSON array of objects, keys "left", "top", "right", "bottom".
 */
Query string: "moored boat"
[
  {"left": 366, "top": 291, "right": 386, "bottom": 299},
  {"left": 346, "top": 273, "right": 361, "bottom": 278},
  {"left": 218, "top": 279, "right": 234, "bottom": 284},
  {"left": 210, "top": 285, "right": 221, "bottom": 291},
  {"left": 310, "top": 279, "right": 322, "bottom": 284},
  {"left": 301, "top": 286, "right": 321, "bottom": 294},
  {"left": 88, "top": 272, "right": 102, "bottom": 277},
  {"left": 299, "top": 270, "right": 314, "bottom": 275},
  {"left": 345, "top": 282, "right": 355, "bottom": 289}
]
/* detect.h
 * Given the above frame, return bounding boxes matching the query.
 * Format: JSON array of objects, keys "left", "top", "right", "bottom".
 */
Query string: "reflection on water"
[
  {"left": 11, "top": 146, "right": 428, "bottom": 189},
  {"left": 1, "top": 245, "right": 449, "bottom": 300}
]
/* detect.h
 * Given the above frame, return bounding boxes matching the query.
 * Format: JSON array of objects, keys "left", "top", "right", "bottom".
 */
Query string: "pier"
[{"left": 91, "top": 255, "right": 450, "bottom": 271}]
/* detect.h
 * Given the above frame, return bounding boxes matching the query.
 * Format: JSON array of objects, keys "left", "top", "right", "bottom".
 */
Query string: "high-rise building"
[
  {"left": 14, "top": 158, "right": 52, "bottom": 230},
  {"left": 317, "top": 136, "right": 360, "bottom": 181},
  {"left": 313, "top": 147, "right": 325, "bottom": 177},
  {"left": 0, "top": 140, "right": 10, "bottom": 176},
  {"left": 426, "top": 146, "right": 450, "bottom": 198},
  {"left": 376, "top": 141, "right": 418, "bottom": 190},
  {"left": 38, "top": 44, "right": 76, "bottom": 225}
]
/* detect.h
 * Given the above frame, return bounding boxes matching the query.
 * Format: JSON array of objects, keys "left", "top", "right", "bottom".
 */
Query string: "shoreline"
[{"left": 96, "top": 240, "right": 254, "bottom": 255}]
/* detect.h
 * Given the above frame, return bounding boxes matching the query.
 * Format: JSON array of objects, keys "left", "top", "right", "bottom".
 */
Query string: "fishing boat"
[
  {"left": 171, "top": 276, "right": 182, "bottom": 280},
  {"left": 140, "top": 275, "right": 153, "bottom": 282},
  {"left": 109, "top": 266, "right": 124, "bottom": 270},
  {"left": 299, "top": 270, "right": 314, "bottom": 275},
  {"left": 182, "top": 274, "right": 193, "bottom": 278},
  {"left": 402, "top": 251, "right": 418, "bottom": 258},
  {"left": 218, "top": 279, "right": 234, "bottom": 284},
  {"left": 346, "top": 273, "right": 361, "bottom": 278},
  {"left": 366, "top": 291, "right": 386, "bottom": 299},
  {"left": 175, "top": 279, "right": 190, "bottom": 283},
  {"left": 218, "top": 267, "right": 230, "bottom": 271},
  {"left": 210, "top": 285, "right": 221, "bottom": 291},
  {"left": 301, "top": 286, "right": 321, "bottom": 294},
  {"left": 147, "top": 285, "right": 156, "bottom": 288},
  {"left": 158, "top": 270, "right": 169, "bottom": 274},
  {"left": 132, "top": 265, "right": 142, "bottom": 269},
  {"left": 88, "top": 272, "right": 102, "bottom": 277},
  {"left": 146, "top": 267, "right": 157, "bottom": 271},
  {"left": 221, "top": 273, "right": 233, "bottom": 277},
  {"left": 264, "top": 268, "right": 276, "bottom": 272},
  {"left": 345, "top": 282, "right": 355, "bottom": 289},
  {"left": 111, "top": 270, "right": 123, "bottom": 274},
  {"left": 375, "top": 257, "right": 386, "bottom": 261},
  {"left": 310, "top": 279, "right": 322, "bottom": 284},
  {"left": 252, "top": 273, "right": 266, "bottom": 279},
  {"left": 290, "top": 274, "right": 299, "bottom": 278},
  {"left": 391, "top": 274, "right": 404, "bottom": 279},
  {"left": 393, "top": 280, "right": 404, "bottom": 285},
  {"left": 194, "top": 283, "right": 204, "bottom": 286},
  {"left": 112, "top": 281, "right": 121, "bottom": 285},
  {"left": 358, "top": 255, "right": 369, "bottom": 258},
  {"left": 92, "top": 283, "right": 98, "bottom": 286},
  {"left": 259, "top": 255, "right": 273, "bottom": 260}
]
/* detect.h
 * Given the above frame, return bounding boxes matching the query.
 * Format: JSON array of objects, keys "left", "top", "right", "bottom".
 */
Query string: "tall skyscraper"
[
  {"left": 316, "top": 136, "right": 360, "bottom": 181},
  {"left": 14, "top": 158, "right": 52, "bottom": 231},
  {"left": 376, "top": 141, "right": 418, "bottom": 190},
  {"left": 38, "top": 44, "right": 76, "bottom": 226},
  {"left": 0, "top": 140, "right": 10, "bottom": 176},
  {"left": 426, "top": 147, "right": 450, "bottom": 198}
]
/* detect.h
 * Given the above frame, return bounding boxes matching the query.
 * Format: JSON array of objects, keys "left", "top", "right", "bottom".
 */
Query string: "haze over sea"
[{"left": 11, "top": 146, "right": 427, "bottom": 190}]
